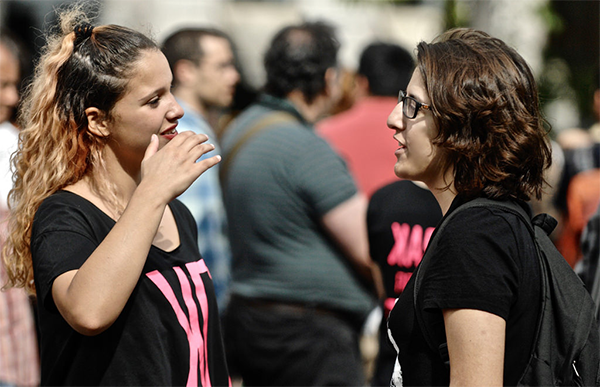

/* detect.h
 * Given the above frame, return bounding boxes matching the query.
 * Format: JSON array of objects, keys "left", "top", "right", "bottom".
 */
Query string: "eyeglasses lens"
[{"left": 404, "top": 98, "right": 416, "bottom": 119}]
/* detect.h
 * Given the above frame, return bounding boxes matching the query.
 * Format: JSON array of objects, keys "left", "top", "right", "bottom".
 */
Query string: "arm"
[
  {"left": 321, "top": 193, "right": 384, "bottom": 298},
  {"left": 51, "top": 132, "right": 219, "bottom": 336},
  {"left": 443, "top": 308, "right": 506, "bottom": 386}
]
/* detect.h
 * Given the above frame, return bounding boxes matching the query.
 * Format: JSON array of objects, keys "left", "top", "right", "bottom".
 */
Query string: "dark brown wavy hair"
[{"left": 417, "top": 28, "right": 551, "bottom": 201}]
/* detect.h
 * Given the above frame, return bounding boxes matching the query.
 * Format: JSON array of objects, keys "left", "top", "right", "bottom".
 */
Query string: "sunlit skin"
[
  {"left": 388, "top": 69, "right": 442, "bottom": 187},
  {"left": 104, "top": 49, "right": 185, "bottom": 174}
]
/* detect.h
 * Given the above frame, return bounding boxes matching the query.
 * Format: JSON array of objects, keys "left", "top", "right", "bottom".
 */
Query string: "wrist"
[{"left": 130, "top": 181, "right": 170, "bottom": 212}]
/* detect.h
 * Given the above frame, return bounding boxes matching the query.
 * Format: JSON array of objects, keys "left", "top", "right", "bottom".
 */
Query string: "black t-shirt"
[
  {"left": 388, "top": 196, "right": 541, "bottom": 386},
  {"left": 31, "top": 191, "right": 230, "bottom": 386},
  {"left": 368, "top": 180, "right": 443, "bottom": 308},
  {"left": 367, "top": 180, "right": 443, "bottom": 386}
]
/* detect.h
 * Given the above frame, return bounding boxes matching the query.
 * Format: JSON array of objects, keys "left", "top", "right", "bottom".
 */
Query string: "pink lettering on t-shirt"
[
  {"left": 387, "top": 223, "right": 436, "bottom": 269},
  {"left": 185, "top": 260, "right": 212, "bottom": 387},
  {"left": 393, "top": 271, "right": 413, "bottom": 294},
  {"left": 146, "top": 260, "right": 212, "bottom": 387},
  {"left": 387, "top": 222, "right": 410, "bottom": 266},
  {"left": 406, "top": 225, "right": 424, "bottom": 267},
  {"left": 384, "top": 297, "right": 397, "bottom": 317}
]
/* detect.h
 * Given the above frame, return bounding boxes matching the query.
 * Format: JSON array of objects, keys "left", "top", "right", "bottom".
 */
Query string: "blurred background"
[
  {"left": 0, "top": 0, "right": 598, "bottom": 137},
  {"left": 0, "top": 2, "right": 598, "bottom": 384}
]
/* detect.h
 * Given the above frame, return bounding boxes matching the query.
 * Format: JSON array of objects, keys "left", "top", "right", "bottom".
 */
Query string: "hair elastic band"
[{"left": 74, "top": 23, "right": 94, "bottom": 45}]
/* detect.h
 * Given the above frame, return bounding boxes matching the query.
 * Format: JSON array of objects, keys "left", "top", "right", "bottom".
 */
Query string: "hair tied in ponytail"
[{"left": 74, "top": 23, "right": 94, "bottom": 46}]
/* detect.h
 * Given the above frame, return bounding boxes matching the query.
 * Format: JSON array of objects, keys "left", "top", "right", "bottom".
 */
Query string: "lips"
[
  {"left": 395, "top": 143, "right": 406, "bottom": 156},
  {"left": 160, "top": 124, "right": 178, "bottom": 139},
  {"left": 161, "top": 127, "right": 177, "bottom": 135}
]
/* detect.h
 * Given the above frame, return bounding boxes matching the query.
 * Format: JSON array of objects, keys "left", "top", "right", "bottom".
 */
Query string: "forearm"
[
  {"left": 53, "top": 186, "right": 166, "bottom": 335},
  {"left": 52, "top": 131, "right": 220, "bottom": 335},
  {"left": 322, "top": 194, "right": 384, "bottom": 296}
]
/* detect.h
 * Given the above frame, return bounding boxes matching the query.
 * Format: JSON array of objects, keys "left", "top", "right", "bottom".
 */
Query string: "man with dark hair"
[
  {"left": 161, "top": 28, "right": 240, "bottom": 308},
  {"left": 221, "top": 22, "right": 382, "bottom": 386},
  {"left": 318, "top": 42, "right": 414, "bottom": 198}
]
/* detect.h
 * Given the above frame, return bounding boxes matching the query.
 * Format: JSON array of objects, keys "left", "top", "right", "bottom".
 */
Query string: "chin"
[
  {"left": 393, "top": 165, "right": 408, "bottom": 180},
  {"left": 394, "top": 167, "right": 423, "bottom": 183}
]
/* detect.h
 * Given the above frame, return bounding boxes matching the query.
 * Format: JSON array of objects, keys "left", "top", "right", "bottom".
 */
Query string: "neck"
[
  {"left": 286, "top": 90, "right": 325, "bottom": 123},
  {"left": 63, "top": 145, "right": 141, "bottom": 221},
  {"left": 102, "top": 146, "right": 142, "bottom": 203},
  {"left": 65, "top": 166, "right": 137, "bottom": 221},
  {"left": 426, "top": 168, "right": 457, "bottom": 215},
  {"left": 412, "top": 180, "right": 429, "bottom": 190},
  {"left": 430, "top": 187, "right": 457, "bottom": 216}
]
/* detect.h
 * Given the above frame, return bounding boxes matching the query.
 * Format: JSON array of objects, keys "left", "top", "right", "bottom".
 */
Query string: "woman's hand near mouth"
[{"left": 140, "top": 131, "right": 221, "bottom": 203}]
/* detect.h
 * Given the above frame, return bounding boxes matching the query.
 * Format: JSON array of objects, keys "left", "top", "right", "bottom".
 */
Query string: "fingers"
[
  {"left": 168, "top": 131, "right": 209, "bottom": 150},
  {"left": 190, "top": 142, "right": 217, "bottom": 162},
  {"left": 163, "top": 131, "right": 216, "bottom": 160},
  {"left": 143, "top": 134, "right": 159, "bottom": 162},
  {"left": 139, "top": 132, "right": 221, "bottom": 201},
  {"left": 194, "top": 154, "right": 222, "bottom": 174},
  {"left": 176, "top": 132, "right": 220, "bottom": 162}
]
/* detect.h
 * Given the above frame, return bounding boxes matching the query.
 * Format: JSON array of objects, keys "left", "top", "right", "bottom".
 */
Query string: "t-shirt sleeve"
[
  {"left": 31, "top": 202, "right": 99, "bottom": 311},
  {"left": 420, "top": 207, "right": 521, "bottom": 320},
  {"left": 291, "top": 131, "right": 357, "bottom": 216}
]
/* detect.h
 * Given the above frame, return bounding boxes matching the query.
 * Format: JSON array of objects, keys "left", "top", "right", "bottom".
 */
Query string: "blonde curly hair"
[{"left": 2, "top": 5, "right": 157, "bottom": 295}]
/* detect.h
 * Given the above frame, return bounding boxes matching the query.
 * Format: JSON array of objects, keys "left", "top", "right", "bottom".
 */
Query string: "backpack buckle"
[{"left": 532, "top": 213, "right": 558, "bottom": 235}]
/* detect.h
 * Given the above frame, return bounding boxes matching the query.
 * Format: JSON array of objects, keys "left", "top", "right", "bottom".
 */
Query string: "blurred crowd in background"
[{"left": 0, "top": 0, "right": 598, "bottom": 386}]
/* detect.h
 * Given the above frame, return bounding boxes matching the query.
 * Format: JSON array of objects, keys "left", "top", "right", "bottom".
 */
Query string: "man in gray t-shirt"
[{"left": 221, "top": 22, "right": 382, "bottom": 386}]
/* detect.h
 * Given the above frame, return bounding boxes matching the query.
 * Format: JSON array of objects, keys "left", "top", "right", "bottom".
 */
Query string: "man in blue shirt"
[{"left": 162, "top": 28, "right": 240, "bottom": 308}]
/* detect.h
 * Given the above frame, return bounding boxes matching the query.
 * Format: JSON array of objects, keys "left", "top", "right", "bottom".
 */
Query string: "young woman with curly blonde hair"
[{"left": 2, "top": 6, "right": 230, "bottom": 386}]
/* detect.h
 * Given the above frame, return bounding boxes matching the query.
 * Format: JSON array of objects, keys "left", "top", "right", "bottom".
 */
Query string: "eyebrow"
[
  {"left": 137, "top": 85, "right": 170, "bottom": 103},
  {"left": 407, "top": 92, "right": 428, "bottom": 104}
]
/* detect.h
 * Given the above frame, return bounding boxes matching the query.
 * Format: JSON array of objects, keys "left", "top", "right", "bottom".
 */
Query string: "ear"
[
  {"left": 324, "top": 67, "right": 339, "bottom": 96},
  {"left": 173, "top": 59, "right": 197, "bottom": 86},
  {"left": 354, "top": 74, "right": 370, "bottom": 98},
  {"left": 85, "top": 107, "right": 110, "bottom": 138}
]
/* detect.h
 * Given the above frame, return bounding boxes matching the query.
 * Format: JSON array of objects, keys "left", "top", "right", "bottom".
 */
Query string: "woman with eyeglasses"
[{"left": 385, "top": 28, "right": 551, "bottom": 386}]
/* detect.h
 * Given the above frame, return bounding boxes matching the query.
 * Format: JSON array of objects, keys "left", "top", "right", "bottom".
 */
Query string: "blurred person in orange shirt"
[
  {"left": 554, "top": 70, "right": 600, "bottom": 267},
  {"left": 557, "top": 168, "right": 600, "bottom": 267}
]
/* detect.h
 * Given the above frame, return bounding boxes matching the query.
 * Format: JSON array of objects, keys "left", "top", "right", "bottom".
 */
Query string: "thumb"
[{"left": 143, "top": 134, "right": 159, "bottom": 161}]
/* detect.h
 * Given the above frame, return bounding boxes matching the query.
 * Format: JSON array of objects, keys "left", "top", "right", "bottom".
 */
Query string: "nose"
[
  {"left": 387, "top": 103, "right": 404, "bottom": 133},
  {"left": 169, "top": 97, "right": 184, "bottom": 121}
]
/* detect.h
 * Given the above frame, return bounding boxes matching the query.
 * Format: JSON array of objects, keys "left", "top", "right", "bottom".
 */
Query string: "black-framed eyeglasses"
[{"left": 398, "top": 90, "right": 430, "bottom": 119}]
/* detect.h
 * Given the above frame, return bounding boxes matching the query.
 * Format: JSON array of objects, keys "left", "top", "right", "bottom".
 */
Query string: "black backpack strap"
[
  {"left": 586, "top": 210, "right": 600, "bottom": 317},
  {"left": 413, "top": 197, "right": 539, "bottom": 368},
  {"left": 413, "top": 220, "right": 449, "bottom": 365}
]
